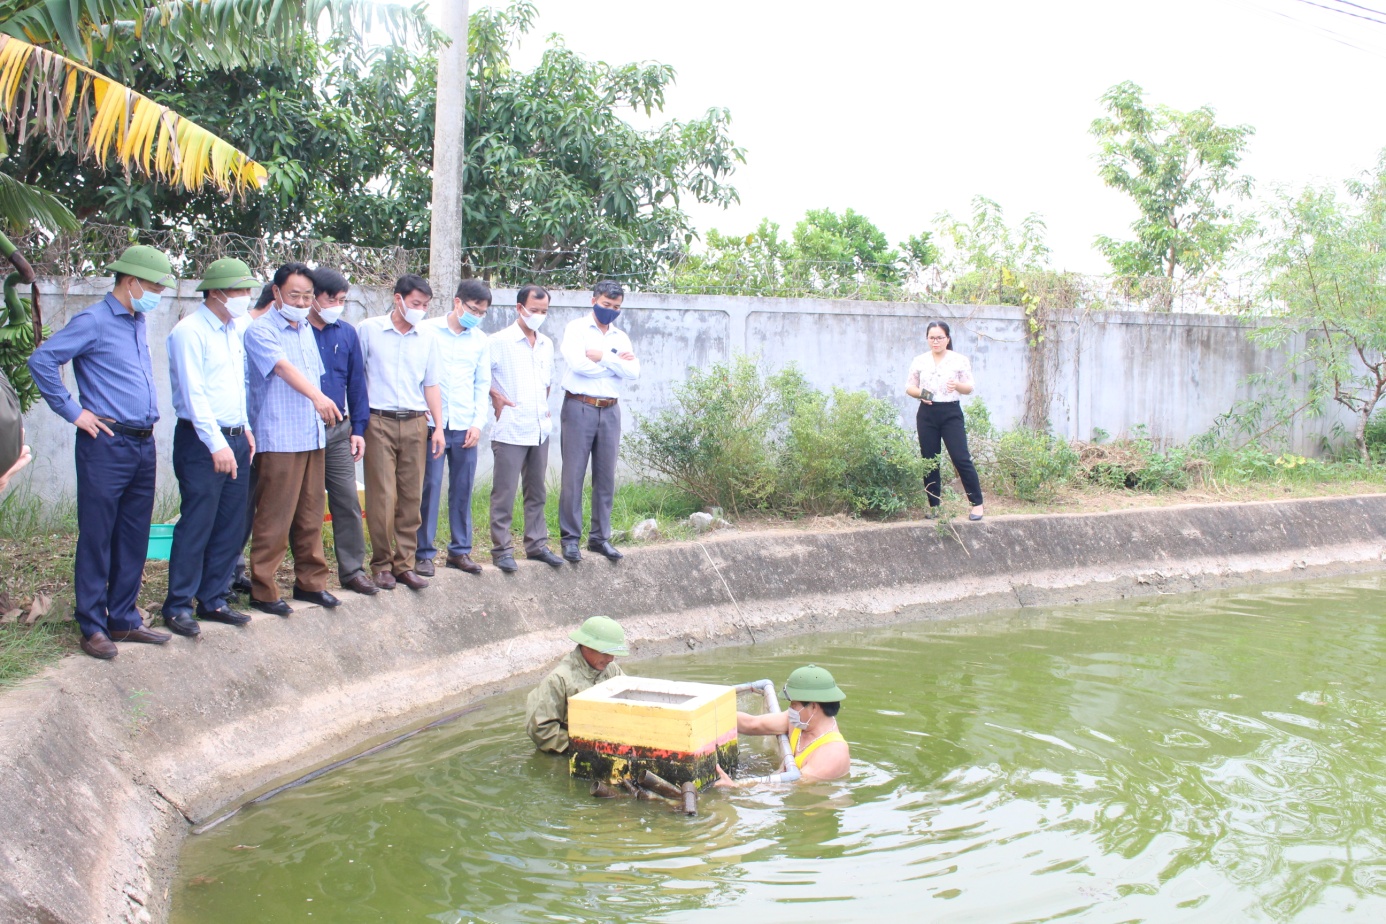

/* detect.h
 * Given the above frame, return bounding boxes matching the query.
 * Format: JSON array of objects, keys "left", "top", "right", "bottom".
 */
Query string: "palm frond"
[
  {"left": 0, "top": 0, "right": 430, "bottom": 69},
  {"left": 0, "top": 169, "right": 77, "bottom": 232},
  {"left": 0, "top": 33, "right": 266, "bottom": 196}
]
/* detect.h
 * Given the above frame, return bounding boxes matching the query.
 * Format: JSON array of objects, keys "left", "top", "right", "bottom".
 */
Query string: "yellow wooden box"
[{"left": 568, "top": 676, "right": 738, "bottom": 787}]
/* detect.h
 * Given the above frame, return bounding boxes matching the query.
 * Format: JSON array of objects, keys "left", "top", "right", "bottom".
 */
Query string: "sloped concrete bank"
[{"left": 3, "top": 495, "right": 1386, "bottom": 923}]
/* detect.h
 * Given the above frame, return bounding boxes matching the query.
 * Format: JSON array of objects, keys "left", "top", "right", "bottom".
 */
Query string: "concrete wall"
[
  {"left": 1, "top": 497, "right": 1384, "bottom": 923},
  {"left": 11, "top": 281, "right": 1344, "bottom": 501}
]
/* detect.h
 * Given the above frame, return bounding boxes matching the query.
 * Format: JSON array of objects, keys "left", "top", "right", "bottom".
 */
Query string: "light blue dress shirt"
[
  {"left": 422, "top": 316, "right": 491, "bottom": 432},
  {"left": 167, "top": 305, "right": 250, "bottom": 453},
  {"left": 243, "top": 308, "right": 326, "bottom": 454}
]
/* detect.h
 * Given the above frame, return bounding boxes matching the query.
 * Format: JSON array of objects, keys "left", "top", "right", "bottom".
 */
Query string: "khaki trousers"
[
  {"left": 250, "top": 449, "right": 329, "bottom": 603},
  {"left": 364, "top": 414, "right": 428, "bottom": 575}
]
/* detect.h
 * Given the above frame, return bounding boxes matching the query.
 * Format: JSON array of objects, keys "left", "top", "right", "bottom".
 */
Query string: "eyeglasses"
[
  {"left": 927, "top": 335, "right": 948, "bottom": 341},
  {"left": 278, "top": 287, "right": 314, "bottom": 306}
]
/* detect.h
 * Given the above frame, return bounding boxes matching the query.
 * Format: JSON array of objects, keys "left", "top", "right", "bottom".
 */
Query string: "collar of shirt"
[
  {"left": 103, "top": 293, "right": 133, "bottom": 318},
  {"left": 195, "top": 303, "right": 234, "bottom": 334}
]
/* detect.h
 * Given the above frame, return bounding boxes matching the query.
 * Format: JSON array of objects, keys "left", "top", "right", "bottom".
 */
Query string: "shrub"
[{"left": 967, "top": 400, "right": 1077, "bottom": 502}]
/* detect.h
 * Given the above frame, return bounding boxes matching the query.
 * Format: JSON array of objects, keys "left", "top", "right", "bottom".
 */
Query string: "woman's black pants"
[{"left": 916, "top": 401, "right": 984, "bottom": 507}]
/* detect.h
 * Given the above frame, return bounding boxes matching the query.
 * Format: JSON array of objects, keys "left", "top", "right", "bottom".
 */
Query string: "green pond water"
[{"left": 172, "top": 576, "right": 1386, "bottom": 923}]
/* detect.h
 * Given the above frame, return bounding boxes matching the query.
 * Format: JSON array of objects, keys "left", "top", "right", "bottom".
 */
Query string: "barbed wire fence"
[{"left": 15, "top": 224, "right": 1256, "bottom": 315}]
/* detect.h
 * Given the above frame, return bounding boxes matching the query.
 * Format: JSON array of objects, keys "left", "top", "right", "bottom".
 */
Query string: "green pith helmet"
[
  {"left": 783, "top": 664, "right": 845, "bottom": 703},
  {"left": 196, "top": 257, "right": 260, "bottom": 292},
  {"left": 106, "top": 245, "right": 175, "bottom": 286},
  {"left": 569, "top": 615, "right": 628, "bottom": 656}
]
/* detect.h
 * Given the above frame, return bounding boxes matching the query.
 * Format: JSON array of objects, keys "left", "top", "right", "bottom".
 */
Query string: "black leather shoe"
[
  {"left": 250, "top": 598, "right": 293, "bottom": 617},
  {"left": 197, "top": 606, "right": 251, "bottom": 626},
  {"left": 414, "top": 558, "right": 436, "bottom": 577},
  {"left": 231, "top": 569, "right": 253, "bottom": 595},
  {"left": 293, "top": 587, "right": 341, "bottom": 608},
  {"left": 529, "top": 548, "right": 566, "bottom": 568},
  {"left": 561, "top": 540, "right": 582, "bottom": 563},
  {"left": 587, "top": 539, "right": 623, "bottom": 561},
  {"left": 164, "top": 611, "right": 201, "bottom": 637},
  {"left": 109, "top": 626, "right": 172, "bottom": 644},
  {"left": 493, "top": 553, "right": 518, "bottom": 573}
]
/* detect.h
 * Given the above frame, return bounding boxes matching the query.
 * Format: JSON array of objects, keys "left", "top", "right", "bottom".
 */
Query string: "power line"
[{"left": 1293, "top": 0, "right": 1386, "bottom": 25}]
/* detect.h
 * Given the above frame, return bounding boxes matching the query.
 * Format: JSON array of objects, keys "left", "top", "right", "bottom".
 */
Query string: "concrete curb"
[{"left": 3, "top": 495, "right": 1385, "bottom": 923}]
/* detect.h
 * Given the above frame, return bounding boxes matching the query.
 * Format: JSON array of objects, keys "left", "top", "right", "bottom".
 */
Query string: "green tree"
[
  {"left": 1253, "top": 151, "right": 1386, "bottom": 462},
  {"left": 935, "top": 195, "right": 1049, "bottom": 305},
  {"left": 1090, "top": 80, "right": 1254, "bottom": 281},
  {"left": 668, "top": 208, "right": 935, "bottom": 298}
]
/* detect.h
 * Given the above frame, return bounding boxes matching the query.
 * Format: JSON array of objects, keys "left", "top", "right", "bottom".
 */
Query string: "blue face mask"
[
  {"left": 593, "top": 305, "right": 620, "bottom": 326},
  {"left": 458, "top": 310, "right": 481, "bottom": 330},
  {"left": 131, "top": 282, "right": 164, "bottom": 314}
]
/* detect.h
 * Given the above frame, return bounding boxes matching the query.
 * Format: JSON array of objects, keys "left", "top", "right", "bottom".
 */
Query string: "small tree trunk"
[{"left": 1356, "top": 408, "right": 1370, "bottom": 463}]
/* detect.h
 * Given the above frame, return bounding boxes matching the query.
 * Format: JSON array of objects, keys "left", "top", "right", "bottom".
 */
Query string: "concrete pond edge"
[{"left": 4, "top": 495, "right": 1386, "bottom": 923}]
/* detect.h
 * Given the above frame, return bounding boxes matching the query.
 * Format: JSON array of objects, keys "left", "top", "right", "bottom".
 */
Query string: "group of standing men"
[{"left": 27, "top": 245, "right": 641, "bottom": 660}]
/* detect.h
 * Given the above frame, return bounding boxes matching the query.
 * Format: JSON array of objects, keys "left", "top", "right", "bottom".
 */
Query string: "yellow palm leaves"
[{"left": 0, "top": 33, "right": 266, "bottom": 196}]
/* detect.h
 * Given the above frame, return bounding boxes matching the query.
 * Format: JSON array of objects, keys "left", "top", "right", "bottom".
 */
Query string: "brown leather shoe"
[
  {"left": 342, "top": 573, "right": 380, "bottom": 596},
  {"left": 414, "top": 557, "right": 436, "bottom": 577},
  {"left": 395, "top": 569, "right": 429, "bottom": 589},
  {"left": 109, "top": 626, "right": 172, "bottom": 644},
  {"left": 373, "top": 570, "right": 397, "bottom": 590},
  {"left": 80, "top": 632, "right": 118, "bottom": 660},
  {"left": 446, "top": 553, "right": 482, "bottom": 574}
]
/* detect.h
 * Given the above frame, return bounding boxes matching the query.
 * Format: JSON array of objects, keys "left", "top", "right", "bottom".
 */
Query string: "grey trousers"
[
  {"left": 324, "top": 419, "right": 368, "bottom": 582},
  {"left": 559, "top": 396, "right": 621, "bottom": 544},
  {"left": 491, "top": 439, "right": 551, "bottom": 556}
]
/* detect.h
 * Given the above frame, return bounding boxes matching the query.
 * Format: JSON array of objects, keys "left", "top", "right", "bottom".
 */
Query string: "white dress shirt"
[
  {"left": 358, "top": 313, "right": 441, "bottom": 412},
  {"left": 489, "top": 320, "right": 554, "bottom": 446},
  {"left": 167, "top": 304, "right": 250, "bottom": 453},
  {"left": 422, "top": 316, "right": 491, "bottom": 431},
  {"left": 906, "top": 350, "right": 974, "bottom": 403},
  {"left": 559, "top": 313, "right": 639, "bottom": 399}
]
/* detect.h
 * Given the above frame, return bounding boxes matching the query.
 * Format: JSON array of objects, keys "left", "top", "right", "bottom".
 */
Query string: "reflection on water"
[{"left": 173, "top": 577, "right": 1386, "bottom": 922}]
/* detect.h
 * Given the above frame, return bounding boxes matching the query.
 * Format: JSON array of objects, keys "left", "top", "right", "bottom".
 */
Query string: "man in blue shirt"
[
  {"left": 307, "top": 267, "right": 377, "bottom": 597},
  {"left": 161, "top": 258, "right": 261, "bottom": 638},
  {"left": 417, "top": 278, "right": 492, "bottom": 575},
  {"left": 243, "top": 263, "right": 344, "bottom": 616},
  {"left": 26, "top": 245, "right": 178, "bottom": 659}
]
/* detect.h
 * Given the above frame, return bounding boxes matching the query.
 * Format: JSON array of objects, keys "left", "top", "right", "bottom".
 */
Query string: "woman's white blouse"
[{"left": 906, "top": 350, "right": 973, "bottom": 403}]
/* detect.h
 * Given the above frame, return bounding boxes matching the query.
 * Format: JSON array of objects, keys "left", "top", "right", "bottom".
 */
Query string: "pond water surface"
[{"left": 173, "top": 576, "right": 1386, "bottom": 922}]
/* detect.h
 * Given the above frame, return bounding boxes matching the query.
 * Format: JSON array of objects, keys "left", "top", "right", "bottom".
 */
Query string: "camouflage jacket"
[{"left": 525, "top": 646, "right": 625, "bottom": 753}]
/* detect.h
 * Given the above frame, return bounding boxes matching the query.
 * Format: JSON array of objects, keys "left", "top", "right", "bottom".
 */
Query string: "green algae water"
[{"left": 172, "top": 577, "right": 1386, "bottom": 922}]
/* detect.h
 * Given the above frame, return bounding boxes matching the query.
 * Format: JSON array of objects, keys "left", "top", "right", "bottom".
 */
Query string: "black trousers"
[{"left": 916, "top": 401, "right": 984, "bottom": 507}]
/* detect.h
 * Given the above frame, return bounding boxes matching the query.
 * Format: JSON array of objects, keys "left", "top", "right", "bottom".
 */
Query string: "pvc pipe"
[{"left": 735, "top": 678, "right": 795, "bottom": 776}]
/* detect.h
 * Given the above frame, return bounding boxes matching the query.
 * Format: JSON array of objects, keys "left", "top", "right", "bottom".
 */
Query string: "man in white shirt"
[
  {"left": 358, "top": 274, "right": 445, "bottom": 590},
  {"left": 416, "top": 279, "right": 492, "bottom": 576},
  {"left": 557, "top": 280, "right": 640, "bottom": 562},
  {"left": 161, "top": 258, "right": 260, "bottom": 637},
  {"left": 488, "top": 285, "right": 564, "bottom": 572}
]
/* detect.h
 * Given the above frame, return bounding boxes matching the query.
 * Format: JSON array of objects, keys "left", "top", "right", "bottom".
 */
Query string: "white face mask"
[
  {"left": 317, "top": 306, "right": 344, "bottom": 325},
  {"left": 278, "top": 304, "right": 310, "bottom": 323},
  {"left": 519, "top": 308, "right": 546, "bottom": 331},
  {"left": 786, "top": 706, "right": 812, "bottom": 731},
  {"left": 223, "top": 295, "right": 251, "bottom": 318},
  {"left": 397, "top": 300, "right": 428, "bottom": 327}
]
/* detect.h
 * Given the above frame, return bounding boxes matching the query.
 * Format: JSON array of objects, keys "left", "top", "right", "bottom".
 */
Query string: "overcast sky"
[{"left": 430, "top": 0, "right": 1386, "bottom": 274}]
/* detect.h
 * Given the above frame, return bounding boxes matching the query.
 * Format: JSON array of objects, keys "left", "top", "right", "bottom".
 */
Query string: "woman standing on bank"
[{"left": 905, "top": 321, "right": 985, "bottom": 521}]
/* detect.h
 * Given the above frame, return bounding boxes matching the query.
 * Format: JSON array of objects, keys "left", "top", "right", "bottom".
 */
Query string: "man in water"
[
  {"left": 716, "top": 664, "right": 850, "bottom": 785},
  {"left": 525, "top": 616, "right": 628, "bottom": 753}
]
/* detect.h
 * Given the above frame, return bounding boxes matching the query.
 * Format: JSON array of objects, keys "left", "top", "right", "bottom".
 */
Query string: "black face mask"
[{"left": 593, "top": 305, "right": 620, "bottom": 325}]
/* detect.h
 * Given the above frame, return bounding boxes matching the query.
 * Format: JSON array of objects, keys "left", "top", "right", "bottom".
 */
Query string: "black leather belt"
[
  {"left": 178, "top": 418, "right": 246, "bottom": 437},
  {"left": 371, "top": 408, "right": 426, "bottom": 420},
  {"left": 98, "top": 419, "right": 154, "bottom": 439}
]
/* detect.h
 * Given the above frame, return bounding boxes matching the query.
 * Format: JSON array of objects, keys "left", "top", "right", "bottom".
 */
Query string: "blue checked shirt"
[
  {"left": 27, "top": 294, "right": 160, "bottom": 426},
  {"left": 243, "top": 309, "right": 326, "bottom": 453},
  {"left": 167, "top": 305, "right": 250, "bottom": 453}
]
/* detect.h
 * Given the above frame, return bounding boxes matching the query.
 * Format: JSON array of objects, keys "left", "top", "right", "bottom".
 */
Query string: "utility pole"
[{"left": 428, "top": 0, "right": 468, "bottom": 305}]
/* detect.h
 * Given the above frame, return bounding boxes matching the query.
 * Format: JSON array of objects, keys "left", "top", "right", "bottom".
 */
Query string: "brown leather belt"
[
  {"left": 565, "top": 391, "right": 618, "bottom": 409},
  {"left": 370, "top": 408, "right": 426, "bottom": 420}
]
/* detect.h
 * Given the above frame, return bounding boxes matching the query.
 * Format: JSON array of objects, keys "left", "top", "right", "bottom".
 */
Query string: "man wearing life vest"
[{"left": 716, "top": 664, "right": 850, "bottom": 785}]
